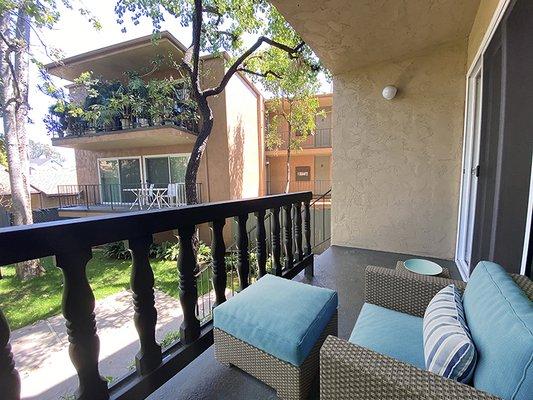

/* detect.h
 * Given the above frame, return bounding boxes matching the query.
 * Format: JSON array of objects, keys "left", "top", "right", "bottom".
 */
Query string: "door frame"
[
  {"left": 521, "top": 155, "right": 533, "bottom": 275},
  {"left": 96, "top": 156, "right": 143, "bottom": 205},
  {"left": 455, "top": 0, "right": 512, "bottom": 280},
  {"left": 456, "top": 60, "right": 483, "bottom": 279}
]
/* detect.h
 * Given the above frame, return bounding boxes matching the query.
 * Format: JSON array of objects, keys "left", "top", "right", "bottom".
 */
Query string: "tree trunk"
[
  {"left": 0, "top": 11, "right": 44, "bottom": 279},
  {"left": 185, "top": 96, "right": 213, "bottom": 205},
  {"left": 15, "top": 9, "right": 33, "bottom": 220},
  {"left": 285, "top": 125, "right": 292, "bottom": 193}
]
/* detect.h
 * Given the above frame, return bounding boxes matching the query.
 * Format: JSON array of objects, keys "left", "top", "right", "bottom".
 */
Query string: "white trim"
[
  {"left": 456, "top": 61, "right": 483, "bottom": 281},
  {"left": 466, "top": 0, "right": 511, "bottom": 76},
  {"left": 520, "top": 155, "right": 533, "bottom": 275},
  {"left": 455, "top": 0, "right": 511, "bottom": 281}
]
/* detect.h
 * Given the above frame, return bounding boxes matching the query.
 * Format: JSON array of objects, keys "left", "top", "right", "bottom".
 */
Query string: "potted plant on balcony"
[
  {"left": 128, "top": 76, "right": 150, "bottom": 127},
  {"left": 147, "top": 79, "right": 175, "bottom": 125},
  {"left": 109, "top": 91, "right": 133, "bottom": 130},
  {"left": 83, "top": 105, "right": 102, "bottom": 133}
]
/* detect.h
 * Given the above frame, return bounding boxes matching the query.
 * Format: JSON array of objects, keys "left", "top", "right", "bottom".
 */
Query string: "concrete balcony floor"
[{"left": 148, "top": 245, "right": 459, "bottom": 400}]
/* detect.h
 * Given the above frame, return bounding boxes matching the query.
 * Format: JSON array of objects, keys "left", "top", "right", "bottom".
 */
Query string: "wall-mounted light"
[{"left": 382, "top": 85, "right": 398, "bottom": 100}]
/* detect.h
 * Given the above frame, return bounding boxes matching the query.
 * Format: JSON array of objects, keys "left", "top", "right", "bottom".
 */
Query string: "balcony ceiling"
[
  {"left": 271, "top": 0, "right": 480, "bottom": 74},
  {"left": 51, "top": 125, "right": 197, "bottom": 151},
  {"left": 46, "top": 31, "right": 186, "bottom": 82}
]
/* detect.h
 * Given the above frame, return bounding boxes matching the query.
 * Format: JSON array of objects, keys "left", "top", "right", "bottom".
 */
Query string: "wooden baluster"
[
  {"left": 56, "top": 248, "right": 109, "bottom": 400},
  {"left": 0, "top": 308, "right": 20, "bottom": 400},
  {"left": 283, "top": 204, "right": 294, "bottom": 271},
  {"left": 294, "top": 203, "right": 303, "bottom": 262},
  {"left": 236, "top": 214, "right": 250, "bottom": 290},
  {"left": 129, "top": 236, "right": 162, "bottom": 375},
  {"left": 271, "top": 207, "right": 282, "bottom": 276},
  {"left": 304, "top": 200, "right": 314, "bottom": 278},
  {"left": 177, "top": 225, "right": 201, "bottom": 344},
  {"left": 255, "top": 210, "right": 267, "bottom": 277},
  {"left": 210, "top": 219, "right": 227, "bottom": 307},
  {"left": 304, "top": 200, "right": 312, "bottom": 255}
]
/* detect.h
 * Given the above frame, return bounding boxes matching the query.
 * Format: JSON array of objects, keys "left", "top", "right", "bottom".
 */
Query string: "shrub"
[{"left": 103, "top": 241, "right": 131, "bottom": 260}]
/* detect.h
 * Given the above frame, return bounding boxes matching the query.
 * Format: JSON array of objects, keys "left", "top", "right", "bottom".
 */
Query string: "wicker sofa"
[{"left": 320, "top": 263, "right": 533, "bottom": 400}]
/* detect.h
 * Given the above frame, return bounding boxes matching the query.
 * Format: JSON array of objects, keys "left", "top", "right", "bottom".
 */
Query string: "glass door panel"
[
  {"left": 170, "top": 155, "right": 189, "bottom": 183},
  {"left": 145, "top": 157, "right": 170, "bottom": 188},
  {"left": 98, "top": 160, "right": 120, "bottom": 203},
  {"left": 119, "top": 159, "right": 141, "bottom": 203}
]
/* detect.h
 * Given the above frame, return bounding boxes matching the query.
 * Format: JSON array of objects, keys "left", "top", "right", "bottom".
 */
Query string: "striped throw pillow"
[{"left": 423, "top": 284, "right": 477, "bottom": 383}]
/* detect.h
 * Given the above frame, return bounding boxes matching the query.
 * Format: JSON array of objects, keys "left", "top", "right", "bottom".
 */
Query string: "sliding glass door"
[
  {"left": 144, "top": 154, "right": 189, "bottom": 187},
  {"left": 98, "top": 158, "right": 142, "bottom": 203}
]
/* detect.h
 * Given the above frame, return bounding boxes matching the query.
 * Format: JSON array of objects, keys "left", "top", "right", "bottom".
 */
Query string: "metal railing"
[
  {"left": 57, "top": 183, "right": 203, "bottom": 210},
  {"left": 268, "top": 128, "right": 332, "bottom": 150},
  {"left": 0, "top": 192, "right": 314, "bottom": 400},
  {"left": 309, "top": 189, "right": 332, "bottom": 252},
  {"left": 51, "top": 112, "right": 199, "bottom": 139},
  {"left": 266, "top": 180, "right": 331, "bottom": 197}
]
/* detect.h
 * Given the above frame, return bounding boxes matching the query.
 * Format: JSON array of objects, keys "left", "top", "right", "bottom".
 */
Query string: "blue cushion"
[
  {"left": 349, "top": 303, "right": 425, "bottom": 369},
  {"left": 423, "top": 284, "right": 477, "bottom": 383},
  {"left": 463, "top": 261, "right": 533, "bottom": 400},
  {"left": 213, "top": 274, "right": 338, "bottom": 366}
]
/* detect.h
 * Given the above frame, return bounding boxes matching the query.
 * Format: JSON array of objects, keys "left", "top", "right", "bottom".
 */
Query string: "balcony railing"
[
  {"left": 267, "top": 180, "right": 331, "bottom": 197},
  {"left": 51, "top": 116, "right": 199, "bottom": 139},
  {"left": 268, "top": 128, "right": 332, "bottom": 150},
  {"left": 0, "top": 192, "right": 314, "bottom": 400},
  {"left": 57, "top": 183, "right": 203, "bottom": 211}
]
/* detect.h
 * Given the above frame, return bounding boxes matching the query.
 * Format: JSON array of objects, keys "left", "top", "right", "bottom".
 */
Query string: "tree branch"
[
  {"left": 191, "top": 0, "right": 202, "bottom": 82},
  {"left": 202, "top": 37, "right": 305, "bottom": 98},
  {"left": 237, "top": 67, "right": 282, "bottom": 79}
]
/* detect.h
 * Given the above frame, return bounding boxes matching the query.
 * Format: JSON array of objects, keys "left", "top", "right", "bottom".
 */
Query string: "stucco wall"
[
  {"left": 224, "top": 74, "right": 261, "bottom": 199},
  {"left": 331, "top": 41, "right": 467, "bottom": 259}
]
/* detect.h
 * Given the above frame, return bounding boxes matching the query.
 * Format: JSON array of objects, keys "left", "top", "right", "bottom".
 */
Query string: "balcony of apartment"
[
  {"left": 56, "top": 182, "right": 203, "bottom": 216},
  {"left": 266, "top": 179, "right": 331, "bottom": 198},
  {"left": 51, "top": 119, "right": 199, "bottom": 152},
  {"left": 265, "top": 128, "right": 332, "bottom": 157},
  {"left": 46, "top": 31, "right": 199, "bottom": 152},
  {"left": 2, "top": 2, "right": 533, "bottom": 400}
]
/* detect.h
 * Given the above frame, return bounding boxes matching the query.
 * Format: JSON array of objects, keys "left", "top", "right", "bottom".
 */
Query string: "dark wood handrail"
[
  {"left": 0, "top": 192, "right": 314, "bottom": 400},
  {"left": 0, "top": 192, "right": 312, "bottom": 266}
]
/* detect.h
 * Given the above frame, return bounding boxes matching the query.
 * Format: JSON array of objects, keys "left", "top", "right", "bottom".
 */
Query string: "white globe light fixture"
[{"left": 382, "top": 85, "right": 398, "bottom": 100}]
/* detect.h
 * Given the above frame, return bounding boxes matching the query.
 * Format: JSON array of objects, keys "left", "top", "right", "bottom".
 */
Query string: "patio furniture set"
[
  {"left": 126, "top": 183, "right": 187, "bottom": 210},
  {"left": 213, "top": 260, "right": 533, "bottom": 400}
]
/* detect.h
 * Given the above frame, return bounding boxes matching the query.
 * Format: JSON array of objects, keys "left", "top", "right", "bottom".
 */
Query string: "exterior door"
[{"left": 471, "top": 0, "right": 533, "bottom": 277}]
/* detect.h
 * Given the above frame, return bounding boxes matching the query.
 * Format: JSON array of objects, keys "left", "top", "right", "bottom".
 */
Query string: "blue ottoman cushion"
[
  {"left": 349, "top": 303, "right": 425, "bottom": 370},
  {"left": 213, "top": 274, "right": 337, "bottom": 366},
  {"left": 463, "top": 261, "right": 533, "bottom": 400}
]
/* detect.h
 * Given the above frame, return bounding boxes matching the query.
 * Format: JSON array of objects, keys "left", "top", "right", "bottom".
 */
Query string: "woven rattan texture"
[{"left": 214, "top": 312, "right": 338, "bottom": 400}]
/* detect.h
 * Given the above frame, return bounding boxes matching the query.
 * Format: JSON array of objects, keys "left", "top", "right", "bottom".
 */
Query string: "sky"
[{"left": 23, "top": 1, "right": 332, "bottom": 166}]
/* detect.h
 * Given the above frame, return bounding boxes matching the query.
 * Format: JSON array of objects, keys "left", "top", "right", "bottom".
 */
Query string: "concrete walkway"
[{"left": 11, "top": 288, "right": 223, "bottom": 400}]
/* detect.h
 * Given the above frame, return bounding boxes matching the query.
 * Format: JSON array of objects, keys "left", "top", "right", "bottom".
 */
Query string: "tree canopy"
[{"left": 115, "top": 0, "right": 324, "bottom": 203}]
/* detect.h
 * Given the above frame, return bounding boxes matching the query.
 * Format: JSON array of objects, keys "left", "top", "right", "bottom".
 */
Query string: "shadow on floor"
[{"left": 149, "top": 245, "right": 459, "bottom": 400}]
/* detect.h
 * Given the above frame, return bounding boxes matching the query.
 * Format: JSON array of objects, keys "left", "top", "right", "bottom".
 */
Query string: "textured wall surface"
[
  {"left": 331, "top": 41, "right": 467, "bottom": 259},
  {"left": 272, "top": 0, "right": 479, "bottom": 74},
  {"left": 224, "top": 74, "right": 261, "bottom": 199}
]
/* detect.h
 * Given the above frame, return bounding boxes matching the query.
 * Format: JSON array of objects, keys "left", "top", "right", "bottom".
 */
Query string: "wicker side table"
[{"left": 396, "top": 261, "right": 451, "bottom": 278}]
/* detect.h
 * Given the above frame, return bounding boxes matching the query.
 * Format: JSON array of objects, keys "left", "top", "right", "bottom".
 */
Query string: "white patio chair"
[{"left": 164, "top": 183, "right": 177, "bottom": 206}]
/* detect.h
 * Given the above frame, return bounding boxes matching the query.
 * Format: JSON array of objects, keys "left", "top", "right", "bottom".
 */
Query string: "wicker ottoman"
[{"left": 213, "top": 274, "right": 338, "bottom": 400}]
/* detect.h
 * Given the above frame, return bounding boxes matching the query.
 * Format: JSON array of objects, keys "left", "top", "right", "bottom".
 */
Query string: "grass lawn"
[{"left": 0, "top": 250, "right": 186, "bottom": 330}]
